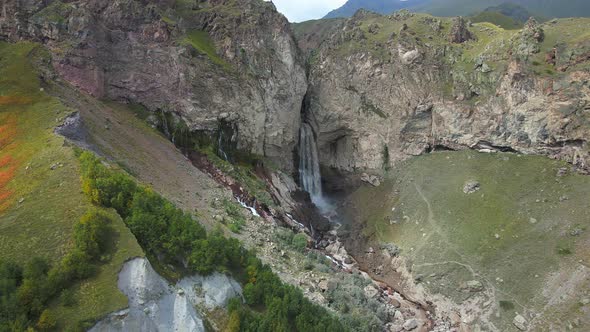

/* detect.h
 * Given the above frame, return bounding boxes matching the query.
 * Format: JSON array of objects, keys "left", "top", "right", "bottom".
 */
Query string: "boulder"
[
  {"left": 318, "top": 280, "right": 330, "bottom": 292},
  {"left": 402, "top": 318, "right": 418, "bottom": 331},
  {"left": 465, "top": 280, "right": 484, "bottom": 292},
  {"left": 382, "top": 243, "right": 401, "bottom": 257},
  {"left": 361, "top": 173, "right": 382, "bottom": 187},
  {"left": 513, "top": 314, "right": 528, "bottom": 331},
  {"left": 401, "top": 49, "right": 421, "bottom": 65},
  {"left": 386, "top": 323, "right": 404, "bottom": 332},
  {"left": 364, "top": 285, "right": 380, "bottom": 299},
  {"left": 463, "top": 181, "right": 481, "bottom": 194}
]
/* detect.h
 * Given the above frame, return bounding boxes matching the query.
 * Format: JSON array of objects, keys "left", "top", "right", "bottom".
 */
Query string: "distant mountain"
[
  {"left": 470, "top": 3, "right": 543, "bottom": 29},
  {"left": 470, "top": 11, "right": 523, "bottom": 29},
  {"left": 323, "top": 0, "right": 590, "bottom": 19},
  {"left": 324, "top": 0, "right": 429, "bottom": 19},
  {"left": 483, "top": 3, "right": 535, "bottom": 22}
]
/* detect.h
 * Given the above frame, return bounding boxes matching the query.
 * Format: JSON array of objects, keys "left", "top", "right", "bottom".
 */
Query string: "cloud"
[{"left": 268, "top": 0, "right": 348, "bottom": 22}]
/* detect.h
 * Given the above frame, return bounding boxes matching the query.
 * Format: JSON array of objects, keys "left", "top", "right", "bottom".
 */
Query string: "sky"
[{"left": 269, "top": 0, "right": 348, "bottom": 22}]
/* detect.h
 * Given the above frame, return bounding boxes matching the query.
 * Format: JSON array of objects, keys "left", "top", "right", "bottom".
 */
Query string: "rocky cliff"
[
  {"left": 303, "top": 11, "right": 590, "bottom": 174},
  {"left": 0, "top": 0, "right": 306, "bottom": 170}
]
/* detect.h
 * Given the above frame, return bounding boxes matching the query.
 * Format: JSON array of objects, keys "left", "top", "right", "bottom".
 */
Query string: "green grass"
[
  {"left": 348, "top": 150, "right": 590, "bottom": 330},
  {"left": 0, "top": 41, "right": 87, "bottom": 263},
  {"left": 180, "top": 30, "right": 231, "bottom": 70},
  {"left": 529, "top": 18, "right": 590, "bottom": 76},
  {"left": 0, "top": 41, "right": 144, "bottom": 328},
  {"left": 221, "top": 198, "right": 247, "bottom": 233},
  {"left": 469, "top": 10, "right": 536, "bottom": 30},
  {"left": 50, "top": 209, "right": 144, "bottom": 330}
]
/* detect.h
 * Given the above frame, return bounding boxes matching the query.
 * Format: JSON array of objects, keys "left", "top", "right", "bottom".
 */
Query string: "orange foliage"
[
  {"left": 0, "top": 165, "right": 16, "bottom": 189},
  {"left": 0, "top": 113, "right": 19, "bottom": 211},
  {"left": 0, "top": 155, "right": 12, "bottom": 168},
  {"left": 0, "top": 95, "right": 32, "bottom": 106},
  {"left": 0, "top": 115, "right": 17, "bottom": 149},
  {"left": 0, "top": 191, "right": 11, "bottom": 201}
]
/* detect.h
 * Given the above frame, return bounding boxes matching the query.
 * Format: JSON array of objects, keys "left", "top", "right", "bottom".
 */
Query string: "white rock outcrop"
[{"left": 90, "top": 258, "right": 242, "bottom": 332}]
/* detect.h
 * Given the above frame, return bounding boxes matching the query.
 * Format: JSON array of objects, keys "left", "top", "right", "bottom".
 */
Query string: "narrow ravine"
[{"left": 296, "top": 121, "right": 437, "bottom": 331}]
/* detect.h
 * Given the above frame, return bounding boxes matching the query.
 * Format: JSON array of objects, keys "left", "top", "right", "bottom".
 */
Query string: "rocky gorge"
[{"left": 1, "top": 0, "right": 589, "bottom": 331}]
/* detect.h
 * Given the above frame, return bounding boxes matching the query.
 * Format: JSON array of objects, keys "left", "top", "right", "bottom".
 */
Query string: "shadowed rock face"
[{"left": 0, "top": 0, "right": 307, "bottom": 171}]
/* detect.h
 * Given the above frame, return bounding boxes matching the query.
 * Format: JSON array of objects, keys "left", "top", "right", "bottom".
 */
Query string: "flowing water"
[
  {"left": 298, "top": 123, "right": 322, "bottom": 201},
  {"left": 298, "top": 122, "right": 338, "bottom": 216}
]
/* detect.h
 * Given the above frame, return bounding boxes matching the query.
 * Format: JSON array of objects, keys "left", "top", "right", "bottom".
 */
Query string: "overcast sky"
[{"left": 269, "top": 0, "right": 348, "bottom": 22}]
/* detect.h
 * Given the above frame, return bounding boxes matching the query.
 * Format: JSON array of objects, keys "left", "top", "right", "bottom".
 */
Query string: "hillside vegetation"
[
  {"left": 0, "top": 41, "right": 143, "bottom": 331},
  {"left": 77, "top": 151, "right": 346, "bottom": 331}
]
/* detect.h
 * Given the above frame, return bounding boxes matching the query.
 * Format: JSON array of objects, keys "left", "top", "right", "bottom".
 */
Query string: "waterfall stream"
[
  {"left": 217, "top": 130, "right": 229, "bottom": 161},
  {"left": 298, "top": 123, "right": 323, "bottom": 204}
]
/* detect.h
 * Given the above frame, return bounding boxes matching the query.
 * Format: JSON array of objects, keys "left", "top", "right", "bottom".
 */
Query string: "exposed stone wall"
[{"left": 0, "top": 0, "right": 307, "bottom": 171}]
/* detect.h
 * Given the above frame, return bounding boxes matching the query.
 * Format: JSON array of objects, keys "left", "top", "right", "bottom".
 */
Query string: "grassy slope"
[
  {"left": 0, "top": 41, "right": 143, "bottom": 328},
  {"left": 324, "top": 13, "right": 590, "bottom": 94},
  {"left": 179, "top": 30, "right": 231, "bottom": 70},
  {"left": 470, "top": 11, "right": 523, "bottom": 30},
  {"left": 529, "top": 17, "right": 590, "bottom": 75},
  {"left": 0, "top": 41, "right": 88, "bottom": 263},
  {"left": 330, "top": 12, "right": 515, "bottom": 75},
  {"left": 349, "top": 150, "right": 590, "bottom": 330}
]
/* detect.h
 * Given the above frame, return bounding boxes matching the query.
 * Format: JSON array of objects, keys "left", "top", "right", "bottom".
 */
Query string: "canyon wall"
[
  {"left": 302, "top": 11, "right": 590, "bottom": 173},
  {"left": 0, "top": 0, "right": 306, "bottom": 170}
]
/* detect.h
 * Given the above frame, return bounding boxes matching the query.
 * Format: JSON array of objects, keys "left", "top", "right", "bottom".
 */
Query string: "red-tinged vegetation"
[
  {"left": 0, "top": 155, "right": 12, "bottom": 168},
  {"left": 0, "top": 115, "right": 17, "bottom": 149},
  {"left": 0, "top": 95, "right": 32, "bottom": 105},
  {"left": 0, "top": 113, "right": 19, "bottom": 212}
]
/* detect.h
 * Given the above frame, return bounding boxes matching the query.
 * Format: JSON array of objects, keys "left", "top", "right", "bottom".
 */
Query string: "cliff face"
[
  {"left": 305, "top": 11, "right": 590, "bottom": 173},
  {"left": 2, "top": 2, "right": 588, "bottom": 176},
  {"left": 0, "top": 0, "right": 306, "bottom": 170}
]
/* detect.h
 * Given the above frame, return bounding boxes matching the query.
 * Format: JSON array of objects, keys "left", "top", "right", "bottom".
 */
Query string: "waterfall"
[
  {"left": 299, "top": 123, "right": 322, "bottom": 201},
  {"left": 217, "top": 130, "right": 228, "bottom": 161}
]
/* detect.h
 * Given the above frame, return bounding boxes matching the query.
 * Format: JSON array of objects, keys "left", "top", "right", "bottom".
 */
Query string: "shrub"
[
  {"left": 222, "top": 198, "right": 246, "bottom": 233},
  {"left": 75, "top": 210, "right": 113, "bottom": 260},
  {"left": 61, "top": 288, "right": 76, "bottom": 307},
  {"left": 36, "top": 309, "right": 57, "bottom": 331},
  {"left": 292, "top": 234, "right": 308, "bottom": 252}
]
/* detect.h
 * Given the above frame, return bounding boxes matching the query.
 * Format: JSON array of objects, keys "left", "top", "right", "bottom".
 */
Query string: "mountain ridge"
[{"left": 324, "top": 0, "right": 590, "bottom": 19}]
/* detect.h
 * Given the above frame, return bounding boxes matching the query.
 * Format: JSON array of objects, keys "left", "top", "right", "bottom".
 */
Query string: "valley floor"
[{"left": 343, "top": 150, "right": 590, "bottom": 331}]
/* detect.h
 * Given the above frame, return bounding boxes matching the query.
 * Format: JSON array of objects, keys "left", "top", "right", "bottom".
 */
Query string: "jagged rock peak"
[
  {"left": 448, "top": 16, "right": 474, "bottom": 44},
  {"left": 512, "top": 17, "right": 545, "bottom": 59},
  {"left": 523, "top": 17, "right": 545, "bottom": 42}
]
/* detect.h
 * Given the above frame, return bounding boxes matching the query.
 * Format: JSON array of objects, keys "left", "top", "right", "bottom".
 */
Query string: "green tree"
[
  {"left": 36, "top": 309, "right": 56, "bottom": 331},
  {"left": 226, "top": 310, "right": 240, "bottom": 332},
  {"left": 75, "top": 210, "right": 113, "bottom": 260}
]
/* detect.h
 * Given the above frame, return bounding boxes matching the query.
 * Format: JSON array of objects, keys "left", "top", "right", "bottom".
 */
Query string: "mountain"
[
  {"left": 470, "top": 3, "right": 541, "bottom": 29},
  {"left": 324, "top": 0, "right": 429, "bottom": 19},
  {"left": 482, "top": 2, "right": 538, "bottom": 22},
  {"left": 324, "top": 0, "right": 590, "bottom": 19},
  {"left": 1, "top": 0, "right": 590, "bottom": 331}
]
